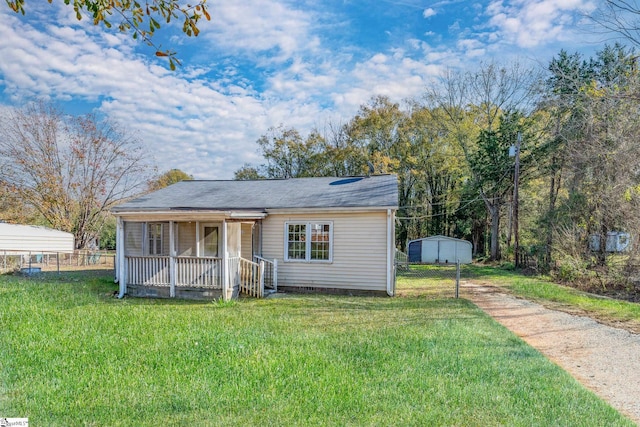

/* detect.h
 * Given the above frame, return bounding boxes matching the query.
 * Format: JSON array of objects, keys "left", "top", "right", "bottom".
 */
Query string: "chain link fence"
[
  {"left": 1, "top": 250, "right": 115, "bottom": 274},
  {"left": 395, "top": 250, "right": 467, "bottom": 298}
]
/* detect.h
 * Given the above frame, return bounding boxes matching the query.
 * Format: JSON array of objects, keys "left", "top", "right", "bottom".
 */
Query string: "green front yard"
[{"left": 0, "top": 270, "right": 634, "bottom": 426}]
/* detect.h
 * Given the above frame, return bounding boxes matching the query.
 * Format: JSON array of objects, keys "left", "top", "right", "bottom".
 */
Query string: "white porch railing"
[
  {"left": 236, "top": 257, "right": 264, "bottom": 298},
  {"left": 126, "top": 256, "right": 222, "bottom": 289},
  {"left": 126, "top": 255, "right": 276, "bottom": 297},
  {"left": 175, "top": 256, "right": 222, "bottom": 287},
  {"left": 254, "top": 256, "right": 277, "bottom": 292},
  {"left": 127, "top": 256, "right": 171, "bottom": 286}
]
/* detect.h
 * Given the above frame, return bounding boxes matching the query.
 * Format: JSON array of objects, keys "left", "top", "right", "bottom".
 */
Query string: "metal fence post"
[{"left": 455, "top": 260, "right": 460, "bottom": 299}]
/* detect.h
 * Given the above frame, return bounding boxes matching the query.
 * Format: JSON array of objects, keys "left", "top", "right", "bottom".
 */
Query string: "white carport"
[{"left": 0, "top": 223, "right": 74, "bottom": 253}]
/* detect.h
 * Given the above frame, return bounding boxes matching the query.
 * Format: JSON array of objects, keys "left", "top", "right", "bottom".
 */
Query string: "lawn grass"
[
  {"left": 0, "top": 270, "right": 634, "bottom": 426},
  {"left": 461, "top": 264, "right": 640, "bottom": 331}
]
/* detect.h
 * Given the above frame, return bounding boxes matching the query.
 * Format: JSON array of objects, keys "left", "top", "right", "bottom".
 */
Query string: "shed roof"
[
  {"left": 112, "top": 175, "right": 398, "bottom": 213},
  {"left": 0, "top": 223, "right": 75, "bottom": 253}
]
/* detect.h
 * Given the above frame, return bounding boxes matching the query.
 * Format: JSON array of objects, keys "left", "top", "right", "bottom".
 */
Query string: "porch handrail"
[
  {"left": 237, "top": 258, "right": 264, "bottom": 298},
  {"left": 254, "top": 255, "right": 277, "bottom": 291}
]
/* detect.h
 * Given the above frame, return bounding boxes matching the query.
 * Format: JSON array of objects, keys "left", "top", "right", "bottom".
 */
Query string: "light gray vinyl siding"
[
  {"left": 262, "top": 211, "right": 389, "bottom": 291},
  {"left": 227, "top": 222, "right": 241, "bottom": 257},
  {"left": 241, "top": 223, "right": 253, "bottom": 259},
  {"left": 160, "top": 223, "right": 170, "bottom": 256}
]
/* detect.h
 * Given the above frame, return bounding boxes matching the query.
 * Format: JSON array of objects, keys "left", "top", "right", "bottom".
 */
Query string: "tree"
[
  {"left": 318, "top": 121, "right": 369, "bottom": 177},
  {"left": 99, "top": 215, "right": 117, "bottom": 250},
  {"left": 255, "top": 126, "right": 329, "bottom": 179},
  {"left": 541, "top": 44, "right": 640, "bottom": 277},
  {"left": 426, "top": 61, "right": 540, "bottom": 260},
  {"left": 0, "top": 101, "right": 153, "bottom": 249},
  {"left": 537, "top": 50, "right": 590, "bottom": 268},
  {"left": 148, "top": 168, "right": 193, "bottom": 191},
  {"left": 234, "top": 164, "right": 263, "bottom": 180},
  {"left": 5, "top": 0, "right": 210, "bottom": 69},
  {"left": 591, "top": 1, "right": 640, "bottom": 48},
  {"left": 567, "top": 45, "right": 640, "bottom": 265},
  {"left": 0, "top": 181, "right": 36, "bottom": 224}
]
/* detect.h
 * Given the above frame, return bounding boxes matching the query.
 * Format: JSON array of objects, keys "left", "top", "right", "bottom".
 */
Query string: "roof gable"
[{"left": 113, "top": 175, "right": 399, "bottom": 213}]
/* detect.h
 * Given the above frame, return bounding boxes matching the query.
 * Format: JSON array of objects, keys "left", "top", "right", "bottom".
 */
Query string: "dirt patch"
[{"left": 463, "top": 282, "right": 640, "bottom": 425}]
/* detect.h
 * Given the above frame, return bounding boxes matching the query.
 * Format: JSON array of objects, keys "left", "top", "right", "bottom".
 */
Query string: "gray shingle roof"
[{"left": 112, "top": 175, "right": 398, "bottom": 212}]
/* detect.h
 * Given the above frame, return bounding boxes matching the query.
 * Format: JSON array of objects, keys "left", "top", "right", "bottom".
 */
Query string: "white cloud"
[
  {"left": 457, "top": 38, "right": 486, "bottom": 58},
  {"left": 332, "top": 52, "right": 444, "bottom": 113},
  {"left": 0, "top": 0, "right": 603, "bottom": 181},
  {"left": 485, "top": 0, "right": 597, "bottom": 48},
  {"left": 203, "top": 0, "right": 317, "bottom": 63},
  {"left": 423, "top": 8, "right": 437, "bottom": 18},
  {"left": 0, "top": 6, "right": 276, "bottom": 179}
]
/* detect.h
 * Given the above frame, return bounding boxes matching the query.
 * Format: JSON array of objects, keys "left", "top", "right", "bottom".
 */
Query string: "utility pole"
[{"left": 513, "top": 132, "right": 521, "bottom": 267}]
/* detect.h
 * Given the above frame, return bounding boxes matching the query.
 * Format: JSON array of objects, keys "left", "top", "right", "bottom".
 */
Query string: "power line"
[{"left": 396, "top": 197, "right": 486, "bottom": 220}]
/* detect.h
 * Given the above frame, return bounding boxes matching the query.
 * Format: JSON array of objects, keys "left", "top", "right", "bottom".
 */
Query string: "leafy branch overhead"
[{"left": 5, "top": 0, "right": 211, "bottom": 69}]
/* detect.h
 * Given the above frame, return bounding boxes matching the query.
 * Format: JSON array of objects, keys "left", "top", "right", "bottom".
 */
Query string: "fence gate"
[{"left": 396, "top": 236, "right": 473, "bottom": 298}]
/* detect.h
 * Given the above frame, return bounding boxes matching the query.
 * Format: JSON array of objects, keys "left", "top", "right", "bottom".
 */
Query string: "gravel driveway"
[{"left": 463, "top": 282, "right": 640, "bottom": 425}]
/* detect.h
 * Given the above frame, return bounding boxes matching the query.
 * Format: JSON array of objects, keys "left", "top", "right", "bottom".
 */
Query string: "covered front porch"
[{"left": 114, "top": 213, "right": 277, "bottom": 300}]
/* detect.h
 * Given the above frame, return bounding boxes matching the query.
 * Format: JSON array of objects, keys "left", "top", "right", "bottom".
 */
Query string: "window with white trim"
[
  {"left": 147, "top": 223, "right": 163, "bottom": 255},
  {"left": 285, "top": 222, "right": 332, "bottom": 262}
]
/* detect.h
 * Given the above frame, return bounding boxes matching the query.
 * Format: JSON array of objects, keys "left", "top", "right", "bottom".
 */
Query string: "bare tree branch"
[{"left": 0, "top": 101, "right": 154, "bottom": 249}]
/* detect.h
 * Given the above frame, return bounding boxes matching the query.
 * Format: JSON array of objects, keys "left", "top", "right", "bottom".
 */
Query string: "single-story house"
[
  {"left": 111, "top": 174, "right": 398, "bottom": 300},
  {"left": 0, "top": 223, "right": 74, "bottom": 253}
]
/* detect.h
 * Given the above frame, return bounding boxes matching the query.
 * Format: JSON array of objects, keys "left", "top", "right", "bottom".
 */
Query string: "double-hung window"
[
  {"left": 147, "top": 223, "right": 163, "bottom": 255},
  {"left": 285, "top": 222, "right": 332, "bottom": 262}
]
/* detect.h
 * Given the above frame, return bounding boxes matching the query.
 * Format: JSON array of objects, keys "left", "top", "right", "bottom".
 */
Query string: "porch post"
[
  {"left": 169, "top": 220, "right": 176, "bottom": 297},
  {"left": 195, "top": 221, "right": 200, "bottom": 256},
  {"left": 221, "top": 220, "right": 229, "bottom": 301},
  {"left": 116, "top": 216, "right": 127, "bottom": 298},
  {"left": 259, "top": 260, "right": 265, "bottom": 298},
  {"left": 386, "top": 209, "right": 395, "bottom": 296},
  {"left": 273, "top": 259, "right": 278, "bottom": 292}
]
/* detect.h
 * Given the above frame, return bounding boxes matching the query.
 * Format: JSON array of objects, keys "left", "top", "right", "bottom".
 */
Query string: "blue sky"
[{"left": 0, "top": 0, "right": 605, "bottom": 179}]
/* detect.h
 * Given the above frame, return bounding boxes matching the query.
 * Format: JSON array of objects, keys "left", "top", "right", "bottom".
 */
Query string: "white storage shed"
[
  {"left": 589, "top": 232, "right": 631, "bottom": 253},
  {"left": 0, "top": 223, "right": 75, "bottom": 253},
  {"left": 408, "top": 235, "right": 473, "bottom": 264}
]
